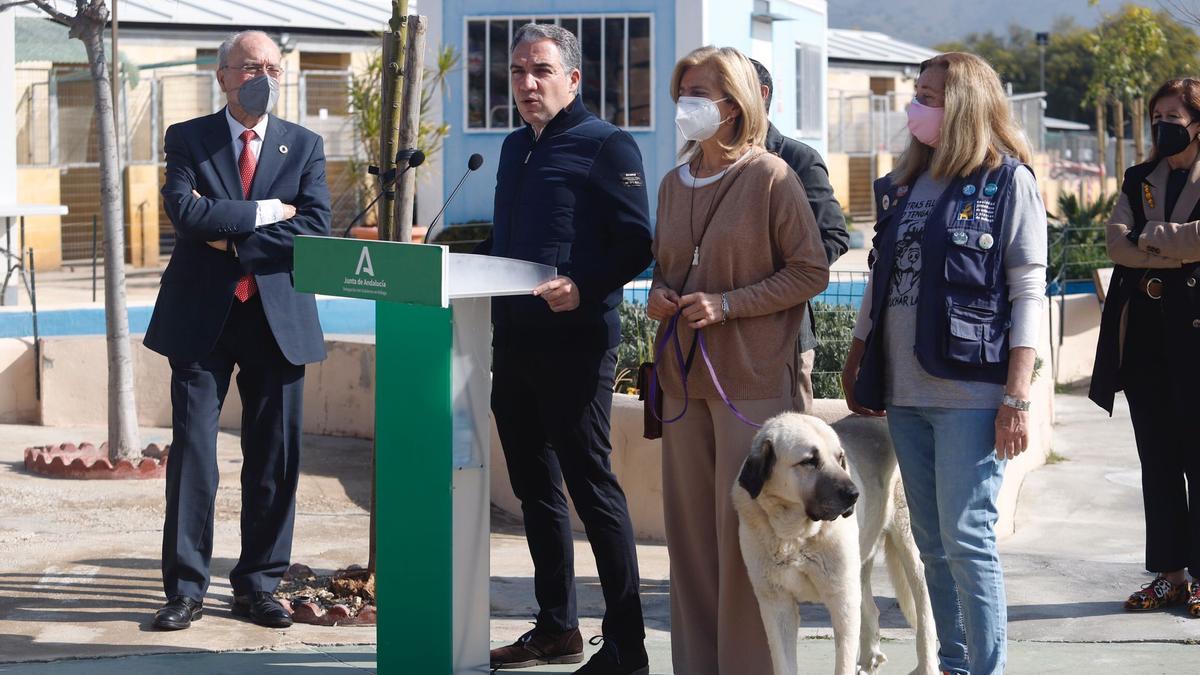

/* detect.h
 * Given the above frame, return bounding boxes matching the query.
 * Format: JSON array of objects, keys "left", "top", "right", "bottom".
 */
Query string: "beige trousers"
[
  {"left": 661, "top": 393, "right": 793, "bottom": 675},
  {"left": 791, "top": 347, "right": 816, "bottom": 413}
]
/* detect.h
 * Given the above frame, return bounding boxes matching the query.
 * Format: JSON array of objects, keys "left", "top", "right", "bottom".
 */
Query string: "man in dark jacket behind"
[
  {"left": 482, "top": 22, "right": 652, "bottom": 675},
  {"left": 751, "top": 58, "right": 850, "bottom": 412}
]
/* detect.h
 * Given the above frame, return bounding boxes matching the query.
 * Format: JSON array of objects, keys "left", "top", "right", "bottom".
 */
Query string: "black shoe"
[
  {"left": 231, "top": 591, "right": 293, "bottom": 628},
  {"left": 153, "top": 596, "right": 203, "bottom": 631},
  {"left": 575, "top": 636, "right": 649, "bottom": 675}
]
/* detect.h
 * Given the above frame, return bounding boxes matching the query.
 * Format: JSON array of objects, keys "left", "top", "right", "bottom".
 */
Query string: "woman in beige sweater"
[{"left": 646, "top": 46, "right": 829, "bottom": 674}]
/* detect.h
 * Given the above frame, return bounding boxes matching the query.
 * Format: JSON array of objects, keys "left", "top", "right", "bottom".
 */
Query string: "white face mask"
[{"left": 675, "top": 96, "right": 728, "bottom": 142}]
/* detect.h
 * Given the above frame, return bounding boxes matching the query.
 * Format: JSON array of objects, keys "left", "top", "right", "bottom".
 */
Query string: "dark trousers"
[
  {"left": 162, "top": 295, "right": 305, "bottom": 601},
  {"left": 1122, "top": 293, "right": 1200, "bottom": 577},
  {"left": 491, "top": 345, "right": 645, "bottom": 646}
]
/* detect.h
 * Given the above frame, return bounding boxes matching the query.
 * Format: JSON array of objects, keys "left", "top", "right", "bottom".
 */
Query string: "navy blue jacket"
[
  {"left": 144, "top": 110, "right": 331, "bottom": 365},
  {"left": 480, "top": 97, "right": 653, "bottom": 352},
  {"left": 855, "top": 158, "right": 1021, "bottom": 410}
]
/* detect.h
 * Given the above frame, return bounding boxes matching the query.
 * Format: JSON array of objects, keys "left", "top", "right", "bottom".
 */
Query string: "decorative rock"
[
  {"left": 284, "top": 563, "right": 315, "bottom": 581},
  {"left": 326, "top": 604, "right": 352, "bottom": 624},
  {"left": 355, "top": 604, "right": 377, "bottom": 624},
  {"left": 290, "top": 601, "right": 324, "bottom": 625}
]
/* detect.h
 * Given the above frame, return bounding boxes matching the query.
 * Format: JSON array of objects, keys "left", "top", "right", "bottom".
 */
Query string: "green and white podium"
[{"left": 294, "top": 236, "right": 555, "bottom": 674}]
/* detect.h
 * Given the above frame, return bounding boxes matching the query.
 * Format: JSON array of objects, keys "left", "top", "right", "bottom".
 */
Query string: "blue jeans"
[{"left": 886, "top": 406, "right": 1007, "bottom": 675}]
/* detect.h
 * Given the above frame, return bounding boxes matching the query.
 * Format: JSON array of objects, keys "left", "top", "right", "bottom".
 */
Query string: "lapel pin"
[
  {"left": 897, "top": 185, "right": 909, "bottom": 197},
  {"left": 279, "top": 144, "right": 288, "bottom": 155},
  {"left": 979, "top": 233, "right": 995, "bottom": 250},
  {"left": 882, "top": 195, "right": 891, "bottom": 210},
  {"left": 984, "top": 182, "right": 998, "bottom": 197},
  {"left": 952, "top": 230, "right": 969, "bottom": 245},
  {"left": 1143, "top": 182, "right": 1155, "bottom": 209},
  {"left": 962, "top": 184, "right": 977, "bottom": 197}
]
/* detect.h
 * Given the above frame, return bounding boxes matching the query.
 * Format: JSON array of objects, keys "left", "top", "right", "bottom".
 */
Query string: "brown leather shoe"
[{"left": 490, "top": 625, "right": 583, "bottom": 669}]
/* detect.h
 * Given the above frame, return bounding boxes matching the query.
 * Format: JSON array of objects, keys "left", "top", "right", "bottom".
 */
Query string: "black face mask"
[{"left": 1154, "top": 121, "right": 1197, "bottom": 158}]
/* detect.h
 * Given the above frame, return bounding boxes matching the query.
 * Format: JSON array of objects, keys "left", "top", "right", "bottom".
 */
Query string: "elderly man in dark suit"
[
  {"left": 144, "top": 30, "right": 330, "bottom": 631},
  {"left": 750, "top": 58, "right": 850, "bottom": 412}
]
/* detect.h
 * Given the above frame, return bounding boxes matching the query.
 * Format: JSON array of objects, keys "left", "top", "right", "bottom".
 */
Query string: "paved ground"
[
  {"left": 3, "top": 391, "right": 1200, "bottom": 673},
  {"left": 5, "top": 257, "right": 1200, "bottom": 672}
]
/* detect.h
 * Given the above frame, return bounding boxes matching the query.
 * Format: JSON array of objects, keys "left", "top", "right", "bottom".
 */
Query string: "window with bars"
[
  {"left": 465, "top": 15, "right": 653, "bottom": 130},
  {"left": 795, "top": 42, "right": 823, "bottom": 137}
]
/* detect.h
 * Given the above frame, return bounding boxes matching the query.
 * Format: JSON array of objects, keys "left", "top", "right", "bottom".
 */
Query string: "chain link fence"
[{"left": 15, "top": 67, "right": 362, "bottom": 262}]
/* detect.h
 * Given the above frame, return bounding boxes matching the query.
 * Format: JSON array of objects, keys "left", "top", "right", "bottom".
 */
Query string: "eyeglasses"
[{"left": 225, "top": 63, "right": 284, "bottom": 77}]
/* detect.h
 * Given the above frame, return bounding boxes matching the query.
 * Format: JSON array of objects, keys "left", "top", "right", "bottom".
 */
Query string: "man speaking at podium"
[
  {"left": 482, "top": 23, "right": 653, "bottom": 675},
  {"left": 144, "top": 30, "right": 330, "bottom": 631}
]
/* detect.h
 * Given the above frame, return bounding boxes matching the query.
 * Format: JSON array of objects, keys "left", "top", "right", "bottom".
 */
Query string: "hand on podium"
[{"left": 533, "top": 275, "right": 580, "bottom": 312}]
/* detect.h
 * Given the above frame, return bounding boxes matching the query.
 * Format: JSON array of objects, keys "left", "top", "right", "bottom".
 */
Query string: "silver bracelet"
[{"left": 720, "top": 292, "right": 729, "bottom": 324}]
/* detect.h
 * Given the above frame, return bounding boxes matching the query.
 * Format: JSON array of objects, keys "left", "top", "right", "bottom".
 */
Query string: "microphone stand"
[{"left": 341, "top": 152, "right": 422, "bottom": 238}]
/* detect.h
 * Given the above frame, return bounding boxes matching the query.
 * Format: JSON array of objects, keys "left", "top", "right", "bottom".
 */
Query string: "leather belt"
[{"left": 1138, "top": 275, "right": 1164, "bottom": 300}]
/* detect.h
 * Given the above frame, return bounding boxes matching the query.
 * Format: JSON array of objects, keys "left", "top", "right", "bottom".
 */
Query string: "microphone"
[
  {"left": 341, "top": 149, "right": 426, "bottom": 237},
  {"left": 424, "top": 153, "right": 484, "bottom": 244}
]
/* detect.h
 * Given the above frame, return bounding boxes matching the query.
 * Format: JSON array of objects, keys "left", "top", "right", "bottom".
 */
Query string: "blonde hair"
[
  {"left": 893, "top": 52, "right": 1032, "bottom": 186},
  {"left": 670, "top": 46, "right": 768, "bottom": 160}
]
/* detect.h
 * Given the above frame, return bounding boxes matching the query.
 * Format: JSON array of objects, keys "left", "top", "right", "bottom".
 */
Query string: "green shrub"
[
  {"left": 616, "top": 302, "right": 656, "bottom": 394},
  {"left": 1048, "top": 192, "right": 1118, "bottom": 283},
  {"left": 812, "top": 302, "right": 858, "bottom": 400}
]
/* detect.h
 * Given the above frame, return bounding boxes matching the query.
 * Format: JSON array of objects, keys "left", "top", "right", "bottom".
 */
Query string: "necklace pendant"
[{"left": 692, "top": 246, "right": 700, "bottom": 266}]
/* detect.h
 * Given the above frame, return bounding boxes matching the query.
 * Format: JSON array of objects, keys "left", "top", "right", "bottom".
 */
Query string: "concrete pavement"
[{"left": 4, "top": 391, "right": 1200, "bottom": 673}]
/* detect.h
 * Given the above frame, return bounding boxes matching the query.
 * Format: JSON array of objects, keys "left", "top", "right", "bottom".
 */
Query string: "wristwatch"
[
  {"left": 1001, "top": 394, "right": 1031, "bottom": 411},
  {"left": 720, "top": 292, "right": 729, "bottom": 324}
]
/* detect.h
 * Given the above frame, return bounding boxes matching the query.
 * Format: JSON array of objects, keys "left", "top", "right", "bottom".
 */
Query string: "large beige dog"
[
  {"left": 732, "top": 413, "right": 862, "bottom": 675},
  {"left": 732, "top": 413, "right": 937, "bottom": 675}
]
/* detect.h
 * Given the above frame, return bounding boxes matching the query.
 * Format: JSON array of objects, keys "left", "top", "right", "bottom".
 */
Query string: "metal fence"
[
  {"left": 828, "top": 90, "right": 1048, "bottom": 155},
  {"left": 15, "top": 67, "right": 363, "bottom": 262}
]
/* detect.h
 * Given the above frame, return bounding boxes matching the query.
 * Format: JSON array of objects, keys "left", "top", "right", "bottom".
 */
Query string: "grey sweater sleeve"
[{"left": 1003, "top": 166, "right": 1048, "bottom": 350}]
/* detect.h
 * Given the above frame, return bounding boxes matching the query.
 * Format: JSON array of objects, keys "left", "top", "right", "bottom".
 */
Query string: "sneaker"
[
  {"left": 1188, "top": 581, "right": 1200, "bottom": 618},
  {"left": 1123, "top": 575, "right": 1188, "bottom": 611},
  {"left": 490, "top": 624, "right": 583, "bottom": 669},
  {"left": 575, "top": 636, "right": 649, "bottom": 675}
]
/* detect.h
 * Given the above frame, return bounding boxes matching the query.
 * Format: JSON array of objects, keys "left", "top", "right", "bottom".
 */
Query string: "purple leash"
[{"left": 650, "top": 311, "right": 763, "bottom": 429}]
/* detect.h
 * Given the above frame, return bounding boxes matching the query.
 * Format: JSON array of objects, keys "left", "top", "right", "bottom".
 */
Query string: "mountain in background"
[{"left": 829, "top": 0, "right": 1140, "bottom": 47}]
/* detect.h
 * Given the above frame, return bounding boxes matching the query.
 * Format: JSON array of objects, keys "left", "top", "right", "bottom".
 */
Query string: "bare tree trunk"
[
  {"left": 1114, "top": 99, "right": 1126, "bottom": 178},
  {"left": 376, "top": 1, "right": 408, "bottom": 243},
  {"left": 1133, "top": 96, "right": 1146, "bottom": 164},
  {"left": 1096, "top": 101, "right": 1107, "bottom": 196},
  {"left": 395, "top": 15, "right": 427, "bottom": 243},
  {"left": 70, "top": 1, "right": 140, "bottom": 460}
]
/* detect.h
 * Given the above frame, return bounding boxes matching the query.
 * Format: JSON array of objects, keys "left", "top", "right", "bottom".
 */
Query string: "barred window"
[
  {"left": 465, "top": 15, "right": 653, "bottom": 130},
  {"left": 795, "top": 42, "right": 823, "bottom": 137}
]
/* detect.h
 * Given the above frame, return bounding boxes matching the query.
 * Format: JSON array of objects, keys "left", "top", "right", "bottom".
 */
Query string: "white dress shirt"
[{"left": 224, "top": 107, "right": 284, "bottom": 227}]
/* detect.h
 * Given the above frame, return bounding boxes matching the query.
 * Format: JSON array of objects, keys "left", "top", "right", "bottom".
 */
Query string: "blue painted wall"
[
  {"left": 769, "top": 2, "right": 828, "bottom": 156},
  {"left": 437, "top": 0, "right": 827, "bottom": 228},
  {"left": 439, "top": 0, "right": 678, "bottom": 229}
]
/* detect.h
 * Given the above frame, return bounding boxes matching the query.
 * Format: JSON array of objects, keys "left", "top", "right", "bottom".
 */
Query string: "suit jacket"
[
  {"left": 144, "top": 110, "right": 331, "bottom": 365},
  {"left": 764, "top": 123, "right": 849, "bottom": 351},
  {"left": 1090, "top": 156, "right": 1200, "bottom": 413}
]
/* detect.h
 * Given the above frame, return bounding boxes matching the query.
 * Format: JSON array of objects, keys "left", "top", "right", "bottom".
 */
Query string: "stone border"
[{"left": 23, "top": 442, "right": 168, "bottom": 479}]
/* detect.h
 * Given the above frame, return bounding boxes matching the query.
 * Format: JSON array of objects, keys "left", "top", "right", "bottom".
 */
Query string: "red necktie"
[{"left": 234, "top": 128, "right": 259, "bottom": 302}]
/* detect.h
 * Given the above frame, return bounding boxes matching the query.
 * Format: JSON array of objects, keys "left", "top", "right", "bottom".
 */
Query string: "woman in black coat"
[{"left": 1091, "top": 77, "right": 1200, "bottom": 617}]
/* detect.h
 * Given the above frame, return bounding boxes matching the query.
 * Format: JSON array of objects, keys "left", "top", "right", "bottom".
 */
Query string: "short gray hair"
[
  {"left": 512, "top": 23, "right": 581, "bottom": 74},
  {"left": 217, "top": 30, "right": 275, "bottom": 68}
]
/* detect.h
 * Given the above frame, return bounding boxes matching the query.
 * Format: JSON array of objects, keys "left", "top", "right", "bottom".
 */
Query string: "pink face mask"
[{"left": 907, "top": 99, "right": 944, "bottom": 147}]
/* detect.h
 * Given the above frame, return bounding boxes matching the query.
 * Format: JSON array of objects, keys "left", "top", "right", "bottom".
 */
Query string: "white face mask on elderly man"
[{"left": 675, "top": 96, "right": 729, "bottom": 142}]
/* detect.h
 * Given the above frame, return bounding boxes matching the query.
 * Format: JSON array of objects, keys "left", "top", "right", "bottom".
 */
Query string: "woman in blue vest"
[
  {"left": 841, "top": 52, "right": 1047, "bottom": 675},
  {"left": 1090, "top": 78, "right": 1200, "bottom": 617}
]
